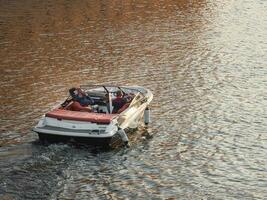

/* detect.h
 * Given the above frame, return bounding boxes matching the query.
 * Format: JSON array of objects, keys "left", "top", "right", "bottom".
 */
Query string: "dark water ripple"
[{"left": 1, "top": 0, "right": 267, "bottom": 199}]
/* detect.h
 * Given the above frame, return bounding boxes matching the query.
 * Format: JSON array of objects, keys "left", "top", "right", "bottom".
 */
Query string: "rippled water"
[{"left": 0, "top": 0, "right": 266, "bottom": 199}]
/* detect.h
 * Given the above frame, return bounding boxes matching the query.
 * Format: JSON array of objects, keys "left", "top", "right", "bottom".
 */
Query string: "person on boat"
[
  {"left": 69, "top": 87, "right": 94, "bottom": 106},
  {"left": 69, "top": 87, "right": 94, "bottom": 112},
  {"left": 112, "top": 90, "right": 127, "bottom": 114}
]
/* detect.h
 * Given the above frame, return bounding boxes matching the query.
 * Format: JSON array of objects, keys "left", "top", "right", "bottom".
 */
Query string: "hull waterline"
[{"left": 37, "top": 133, "right": 112, "bottom": 146}]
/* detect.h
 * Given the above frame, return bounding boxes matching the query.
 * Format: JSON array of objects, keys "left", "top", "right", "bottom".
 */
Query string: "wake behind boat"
[{"left": 33, "top": 85, "right": 153, "bottom": 147}]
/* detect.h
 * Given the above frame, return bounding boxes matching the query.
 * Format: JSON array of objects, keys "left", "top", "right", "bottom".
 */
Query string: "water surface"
[{"left": 0, "top": 0, "right": 266, "bottom": 199}]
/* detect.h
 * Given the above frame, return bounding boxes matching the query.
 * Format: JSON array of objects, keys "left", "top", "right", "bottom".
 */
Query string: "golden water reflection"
[{"left": 0, "top": 0, "right": 208, "bottom": 134}]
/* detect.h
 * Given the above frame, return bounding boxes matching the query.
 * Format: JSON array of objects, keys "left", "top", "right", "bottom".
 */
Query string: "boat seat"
[
  {"left": 46, "top": 109, "right": 118, "bottom": 124},
  {"left": 67, "top": 101, "right": 92, "bottom": 112},
  {"left": 64, "top": 101, "right": 74, "bottom": 110},
  {"left": 117, "top": 103, "right": 130, "bottom": 114}
]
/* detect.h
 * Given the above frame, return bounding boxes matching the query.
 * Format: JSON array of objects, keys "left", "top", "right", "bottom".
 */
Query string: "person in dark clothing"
[
  {"left": 69, "top": 87, "right": 94, "bottom": 107},
  {"left": 112, "top": 90, "right": 127, "bottom": 114}
]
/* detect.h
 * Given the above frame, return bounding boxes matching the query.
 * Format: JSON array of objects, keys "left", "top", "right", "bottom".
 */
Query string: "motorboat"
[{"left": 33, "top": 85, "right": 153, "bottom": 147}]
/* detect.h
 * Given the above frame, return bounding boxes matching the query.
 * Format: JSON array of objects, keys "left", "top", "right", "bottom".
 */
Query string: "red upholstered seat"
[{"left": 45, "top": 109, "right": 117, "bottom": 124}]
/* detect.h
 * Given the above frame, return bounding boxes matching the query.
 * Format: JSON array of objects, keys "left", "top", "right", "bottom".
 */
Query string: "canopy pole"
[{"left": 109, "top": 92, "right": 113, "bottom": 114}]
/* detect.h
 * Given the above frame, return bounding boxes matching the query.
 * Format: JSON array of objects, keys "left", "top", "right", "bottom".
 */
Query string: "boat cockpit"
[{"left": 59, "top": 85, "right": 145, "bottom": 114}]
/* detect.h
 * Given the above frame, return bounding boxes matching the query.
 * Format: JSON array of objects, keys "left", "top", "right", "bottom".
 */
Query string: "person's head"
[
  {"left": 69, "top": 87, "right": 81, "bottom": 97},
  {"left": 116, "top": 90, "right": 123, "bottom": 98},
  {"left": 69, "top": 87, "right": 76, "bottom": 96}
]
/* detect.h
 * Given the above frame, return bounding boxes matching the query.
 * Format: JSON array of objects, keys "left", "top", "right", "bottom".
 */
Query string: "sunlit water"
[{"left": 0, "top": 0, "right": 266, "bottom": 199}]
